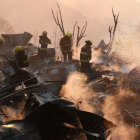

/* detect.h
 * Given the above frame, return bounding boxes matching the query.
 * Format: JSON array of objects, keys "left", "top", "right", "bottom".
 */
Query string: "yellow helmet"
[
  {"left": 42, "top": 31, "right": 47, "bottom": 35},
  {"left": 85, "top": 40, "right": 92, "bottom": 45},
  {"left": 14, "top": 46, "right": 23, "bottom": 53},
  {"left": 0, "top": 37, "right": 4, "bottom": 43},
  {"left": 66, "top": 32, "right": 72, "bottom": 37}
]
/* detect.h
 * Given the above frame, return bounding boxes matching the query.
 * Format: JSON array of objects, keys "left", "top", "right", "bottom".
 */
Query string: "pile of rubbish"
[{"left": 1, "top": 33, "right": 140, "bottom": 139}]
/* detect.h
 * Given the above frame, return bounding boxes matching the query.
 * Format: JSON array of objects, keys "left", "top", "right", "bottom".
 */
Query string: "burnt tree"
[
  {"left": 109, "top": 8, "right": 119, "bottom": 43},
  {"left": 76, "top": 22, "right": 87, "bottom": 47},
  {"left": 51, "top": 3, "right": 65, "bottom": 37},
  {"left": 107, "top": 8, "right": 119, "bottom": 55},
  {"left": 72, "top": 21, "right": 77, "bottom": 47},
  {"left": 52, "top": 4, "right": 87, "bottom": 48}
]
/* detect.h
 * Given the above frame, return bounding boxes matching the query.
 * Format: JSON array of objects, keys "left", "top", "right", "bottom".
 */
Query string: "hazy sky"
[{"left": 0, "top": 0, "right": 140, "bottom": 45}]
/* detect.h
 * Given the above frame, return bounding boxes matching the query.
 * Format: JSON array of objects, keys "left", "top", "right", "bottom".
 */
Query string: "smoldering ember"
[{"left": 1, "top": 1, "right": 140, "bottom": 140}]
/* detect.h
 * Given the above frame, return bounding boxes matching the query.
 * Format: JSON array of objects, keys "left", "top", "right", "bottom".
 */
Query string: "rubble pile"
[
  {"left": 0, "top": 33, "right": 140, "bottom": 140},
  {"left": 128, "top": 66, "right": 140, "bottom": 92},
  {"left": 30, "top": 58, "right": 80, "bottom": 82}
]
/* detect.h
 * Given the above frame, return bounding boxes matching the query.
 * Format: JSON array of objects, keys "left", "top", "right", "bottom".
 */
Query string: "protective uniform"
[
  {"left": 60, "top": 32, "right": 72, "bottom": 61},
  {"left": 0, "top": 37, "right": 4, "bottom": 46},
  {"left": 39, "top": 31, "right": 51, "bottom": 59},
  {"left": 80, "top": 40, "right": 92, "bottom": 73},
  {"left": 10, "top": 46, "right": 29, "bottom": 70}
]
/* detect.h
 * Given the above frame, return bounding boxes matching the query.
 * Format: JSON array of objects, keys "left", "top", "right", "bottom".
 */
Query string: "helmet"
[
  {"left": 42, "top": 31, "right": 47, "bottom": 35},
  {"left": 66, "top": 32, "right": 72, "bottom": 37},
  {"left": 0, "top": 37, "right": 4, "bottom": 43},
  {"left": 85, "top": 40, "right": 92, "bottom": 45},
  {"left": 14, "top": 46, "right": 23, "bottom": 53}
]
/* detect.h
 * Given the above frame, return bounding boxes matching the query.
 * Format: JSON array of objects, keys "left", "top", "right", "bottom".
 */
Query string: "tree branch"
[
  {"left": 51, "top": 3, "right": 65, "bottom": 37},
  {"left": 57, "top": 3, "right": 65, "bottom": 36},
  {"left": 76, "top": 22, "right": 87, "bottom": 47},
  {"left": 72, "top": 21, "right": 77, "bottom": 46}
]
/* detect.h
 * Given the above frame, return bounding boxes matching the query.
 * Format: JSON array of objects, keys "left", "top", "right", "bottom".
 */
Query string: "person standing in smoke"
[
  {"left": 7, "top": 46, "right": 29, "bottom": 71},
  {"left": 60, "top": 32, "right": 72, "bottom": 62},
  {"left": 39, "top": 31, "right": 51, "bottom": 59},
  {"left": 80, "top": 40, "right": 92, "bottom": 74}
]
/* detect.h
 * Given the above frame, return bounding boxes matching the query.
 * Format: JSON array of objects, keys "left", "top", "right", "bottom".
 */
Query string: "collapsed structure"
[
  {"left": 0, "top": 29, "right": 140, "bottom": 140},
  {"left": 0, "top": 32, "right": 117, "bottom": 140}
]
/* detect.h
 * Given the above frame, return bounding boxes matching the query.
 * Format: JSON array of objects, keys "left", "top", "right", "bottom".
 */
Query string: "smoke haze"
[{"left": 1, "top": 0, "right": 140, "bottom": 46}]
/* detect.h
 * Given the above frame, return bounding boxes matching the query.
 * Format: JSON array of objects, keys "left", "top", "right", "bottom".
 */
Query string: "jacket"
[
  {"left": 60, "top": 36, "right": 72, "bottom": 52},
  {"left": 39, "top": 35, "right": 51, "bottom": 50},
  {"left": 15, "top": 50, "right": 29, "bottom": 68},
  {"left": 80, "top": 45, "right": 92, "bottom": 62}
]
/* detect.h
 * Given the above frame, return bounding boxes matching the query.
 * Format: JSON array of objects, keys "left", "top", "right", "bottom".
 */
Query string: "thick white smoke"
[{"left": 60, "top": 72, "right": 103, "bottom": 115}]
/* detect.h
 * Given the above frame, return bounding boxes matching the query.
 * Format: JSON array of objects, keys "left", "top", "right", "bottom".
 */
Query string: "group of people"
[{"left": 0, "top": 30, "right": 93, "bottom": 74}]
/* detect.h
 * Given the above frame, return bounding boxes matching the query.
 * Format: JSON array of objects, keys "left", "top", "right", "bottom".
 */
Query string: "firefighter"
[
  {"left": 0, "top": 37, "right": 4, "bottom": 46},
  {"left": 8, "top": 46, "right": 29, "bottom": 70},
  {"left": 60, "top": 32, "right": 72, "bottom": 62},
  {"left": 39, "top": 31, "right": 51, "bottom": 59},
  {"left": 80, "top": 40, "right": 92, "bottom": 74}
]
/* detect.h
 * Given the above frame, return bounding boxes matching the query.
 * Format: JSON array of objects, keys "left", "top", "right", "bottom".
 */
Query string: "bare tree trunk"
[
  {"left": 76, "top": 22, "right": 87, "bottom": 47},
  {"left": 107, "top": 8, "right": 119, "bottom": 54},
  {"left": 51, "top": 3, "right": 65, "bottom": 37},
  {"left": 51, "top": 3, "right": 88, "bottom": 61},
  {"left": 72, "top": 21, "right": 77, "bottom": 51}
]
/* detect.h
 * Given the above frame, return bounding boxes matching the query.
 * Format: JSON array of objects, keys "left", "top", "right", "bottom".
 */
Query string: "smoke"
[
  {"left": 103, "top": 89, "right": 139, "bottom": 140},
  {"left": 91, "top": 48, "right": 106, "bottom": 64},
  {"left": 111, "top": 22, "right": 140, "bottom": 67},
  {"left": 0, "top": 16, "right": 14, "bottom": 34},
  {"left": 0, "top": 99, "right": 26, "bottom": 122},
  {"left": 1, "top": 105, "right": 20, "bottom": 118},
  {"left": 88, "top": 22, "right": 140, "bottom": 74},
  {"left": 60, "top": 71, "right": 140, "bottom": 139},
  {"left": 60, "top": 72, "right": 103, "bottom": 115}
]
